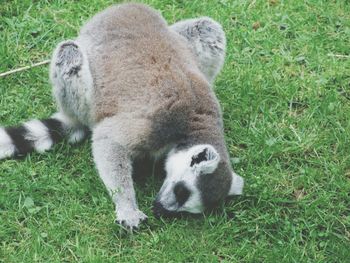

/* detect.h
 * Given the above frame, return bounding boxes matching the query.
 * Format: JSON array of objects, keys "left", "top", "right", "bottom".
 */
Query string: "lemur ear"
[
  {"left": 190, "top": 145, "right": 220, "bottom": 174},
  {"left": 228, "top": 171, "right": 244, "bottom": 196}
]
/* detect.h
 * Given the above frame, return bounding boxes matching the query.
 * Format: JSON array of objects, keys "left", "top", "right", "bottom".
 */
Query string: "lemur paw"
[{"left": 115, "top": 209, "right": 148, "bottom": 231}]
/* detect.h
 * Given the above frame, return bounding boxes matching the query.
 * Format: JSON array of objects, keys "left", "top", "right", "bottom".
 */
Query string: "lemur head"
[{"left": 153, "top": 144, "right": 244, "bottom": 217}]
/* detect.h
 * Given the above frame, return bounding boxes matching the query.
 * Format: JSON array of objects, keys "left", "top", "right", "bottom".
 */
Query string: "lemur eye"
[{"left": 174, "top": 182, "right": 190, "bottom": 206}]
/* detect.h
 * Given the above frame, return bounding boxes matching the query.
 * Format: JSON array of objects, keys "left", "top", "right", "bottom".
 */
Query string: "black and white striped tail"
[{"left": 0, "top": 112, "right": 88, "bottom": 159}]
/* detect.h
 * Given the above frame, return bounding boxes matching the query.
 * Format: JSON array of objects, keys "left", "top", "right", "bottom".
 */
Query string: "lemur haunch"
[{"left": 0, "top": 3, "right": 244, "bottom": 230}]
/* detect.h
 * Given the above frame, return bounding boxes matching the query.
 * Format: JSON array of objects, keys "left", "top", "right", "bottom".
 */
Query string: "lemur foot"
[{"left": 115, "top": 209, "right": 148, "bottom": 231}]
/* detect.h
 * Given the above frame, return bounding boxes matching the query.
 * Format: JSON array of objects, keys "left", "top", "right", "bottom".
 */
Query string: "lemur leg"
[
  {"left": 92, "top": 116, "right": 150, "bottom": 230},
  {"left": 1, "top": 40, "right": 92, "bottom": 160},
  {"left": 170, "top": 17, "right": 226, "bottom": 83},
  {"left": 50, "top": 39, "right": 93, "bottom": 126}
]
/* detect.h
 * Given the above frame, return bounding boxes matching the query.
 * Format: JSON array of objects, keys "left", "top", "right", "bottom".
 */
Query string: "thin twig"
[
  {"left": 0, "top": 60, "right": 51, "bottom": 78},
  {"left": 327, "top": 53, "right": 350, "bottom": 59}
]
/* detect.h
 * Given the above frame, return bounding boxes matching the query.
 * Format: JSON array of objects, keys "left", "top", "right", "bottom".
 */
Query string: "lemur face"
[{"left": 153, "top": 144, "right": 244, "bottom": 217}]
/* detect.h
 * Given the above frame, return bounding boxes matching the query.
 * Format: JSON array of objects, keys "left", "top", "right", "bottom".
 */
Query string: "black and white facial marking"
[{"left": 154, "top": 144, "right": 244, "bottom": 217}]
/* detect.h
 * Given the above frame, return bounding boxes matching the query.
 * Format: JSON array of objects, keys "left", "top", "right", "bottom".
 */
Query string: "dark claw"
[{"left": 114, "top": 216, "right": 147, "bottom": 232}]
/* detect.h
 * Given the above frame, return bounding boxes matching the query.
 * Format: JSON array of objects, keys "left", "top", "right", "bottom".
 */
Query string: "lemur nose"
[
  {"left": 152, "top": 200, "right": 177, "bottom": 218},
  {"left": 152, "top": 200, "right": 164, "bottom": 218}
]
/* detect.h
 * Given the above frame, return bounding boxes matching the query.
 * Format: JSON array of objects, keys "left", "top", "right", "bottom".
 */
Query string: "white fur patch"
[
  {"left": 165, "top": 149, "right": 190, "bottom": 177},
  {"left": 53, "top": 112, "right": 87, "bottom": 144},
  {"left": 68, "top": 129, "right": 86, "bottom": 143},
  {"left": 229, "top": 171, "right": 244, "bottom": 195},
  {"left": 0, "top": 127, "right": 15, "bottom": 159},
  {"left": 52, "top": 112, "right": 86, "bottom": 143},
  {"left": 24, "top": 120, "right": 53, "bottom": 153},
  {"left": 52, "top": 112, "right": 74, "bottom": 127},
  {"left": 178, "top": 186, "right": 203, "bottom": 213}
]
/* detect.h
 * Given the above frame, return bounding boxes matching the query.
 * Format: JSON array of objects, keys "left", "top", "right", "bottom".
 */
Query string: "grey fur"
[
  {"left": 51, "top": 40, "right": 93, "bottom": 126},
  {"left": 1, "top": 3, "right": 243, "bottom": 230},
  {"left": 170, "top": 17, "right": 226, "bottom": 83}
]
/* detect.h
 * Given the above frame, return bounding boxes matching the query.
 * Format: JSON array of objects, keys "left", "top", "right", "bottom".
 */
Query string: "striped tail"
[{"left": 0, "top": 112, "right": 88, "bottom": 160}]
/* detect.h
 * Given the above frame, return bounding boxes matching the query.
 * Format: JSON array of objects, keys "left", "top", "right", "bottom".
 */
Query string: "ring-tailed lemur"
[{"left": 0, "top": 3, "right": 244, "bottom": 230}]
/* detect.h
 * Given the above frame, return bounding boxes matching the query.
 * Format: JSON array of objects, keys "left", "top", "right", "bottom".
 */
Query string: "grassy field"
[{"left": 1, "top": 0, "right": 349, "bottom": 262}]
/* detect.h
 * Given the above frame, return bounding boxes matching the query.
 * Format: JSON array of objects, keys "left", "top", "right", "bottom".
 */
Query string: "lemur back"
[
  {"left": 76, "top": 4, "right": 216, "bottom": 125},
  {"left": 0, "top": 3, "right": 244, "bottom": 231}
]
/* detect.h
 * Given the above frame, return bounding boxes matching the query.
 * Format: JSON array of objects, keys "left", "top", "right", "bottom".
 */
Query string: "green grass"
[{"left": 1, "top": 0, "right": 350, "bottom": 262}]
